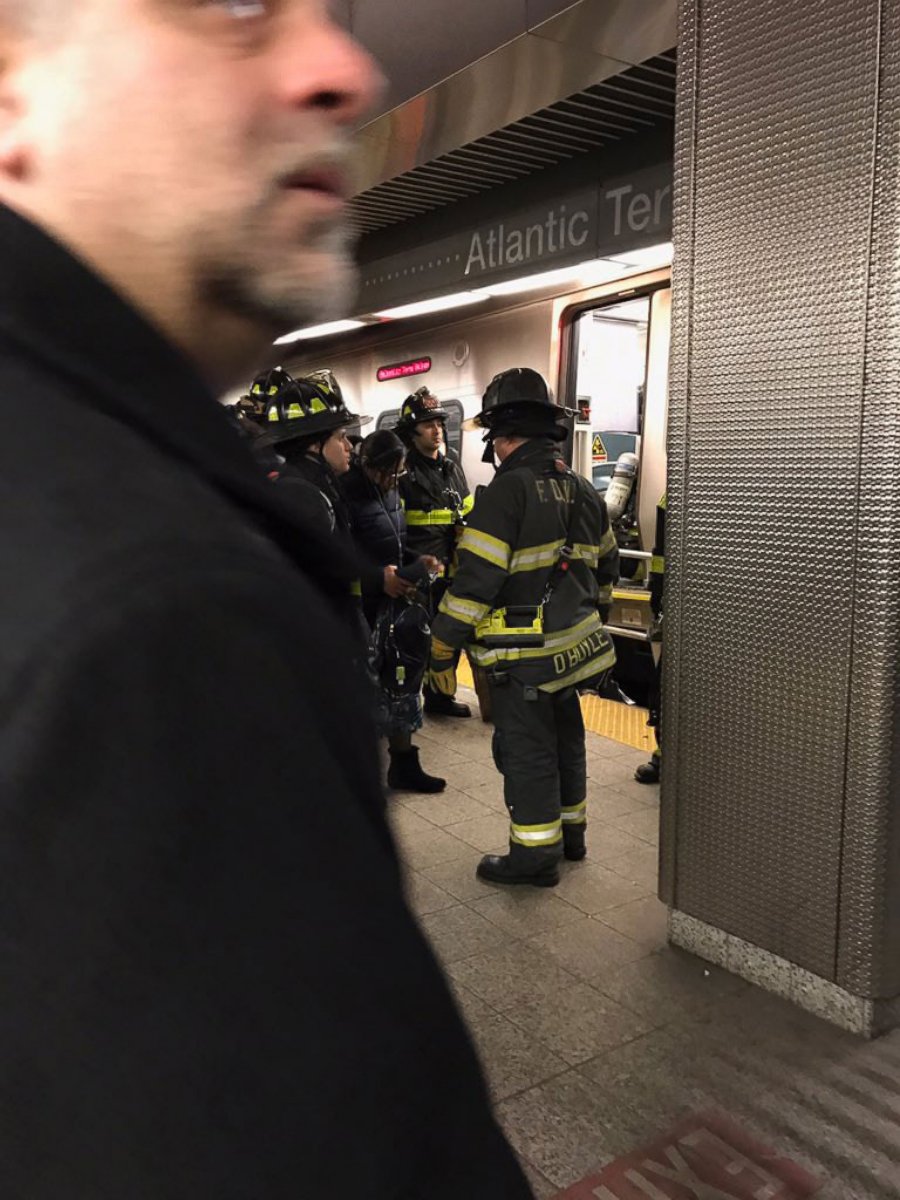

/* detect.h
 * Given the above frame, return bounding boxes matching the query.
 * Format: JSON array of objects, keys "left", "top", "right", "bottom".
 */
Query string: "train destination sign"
[
  {"left": 358, "top": 158, "right": 672, "bottom": 314},
  {"left": 376, "top": 357, "right": 432, "bottom": 383}
]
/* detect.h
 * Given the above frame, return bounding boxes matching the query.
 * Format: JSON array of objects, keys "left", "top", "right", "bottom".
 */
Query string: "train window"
[
  {"left": 376, "top": 399, "right": 465, "bottom": 461},
  {"left": 376, "top": 408, "right": 400, "bottom": 434},
  {"left": 571, "top": 295, "right": 651, "bottom": 495}
]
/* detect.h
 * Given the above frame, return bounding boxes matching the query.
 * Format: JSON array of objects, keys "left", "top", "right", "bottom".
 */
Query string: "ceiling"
[{"left": 348, "top": 50, "right": 676, "bottom": 237}]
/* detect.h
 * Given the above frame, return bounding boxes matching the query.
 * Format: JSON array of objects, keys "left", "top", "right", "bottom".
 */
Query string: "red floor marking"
[{"left": 553, "top": 1110, "right": 821, "bottom": 1199}]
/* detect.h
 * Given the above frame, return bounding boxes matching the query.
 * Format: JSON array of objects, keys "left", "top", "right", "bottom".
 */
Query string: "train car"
[{"left": 272, "top": 245, "right": 671, "bottom": 704}]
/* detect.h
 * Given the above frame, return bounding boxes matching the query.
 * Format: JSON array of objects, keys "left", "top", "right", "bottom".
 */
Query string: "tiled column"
[{"left": 661, "top": 0, "right": 900, "bottom": 1036}]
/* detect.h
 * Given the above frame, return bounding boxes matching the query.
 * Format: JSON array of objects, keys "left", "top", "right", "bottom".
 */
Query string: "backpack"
[{"left": 369, "top": 597, "right": 431, "bottom": 697}]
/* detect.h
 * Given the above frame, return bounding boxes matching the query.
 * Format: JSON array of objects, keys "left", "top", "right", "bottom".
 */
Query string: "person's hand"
[
  {"left": 427, "top": 636, "right": 457, "bottom": 695},
  {"left": 384, "top": 565, "right": 415, "bottom": 598},
  {"left": 419, "top": 555, "right": 441, "bottom": 574}
]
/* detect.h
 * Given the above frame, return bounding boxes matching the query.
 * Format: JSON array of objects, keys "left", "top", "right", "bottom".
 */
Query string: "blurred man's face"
[
  {"left": 412, "top": 418, "right": 444, "bottom": 458},
  {"left": 0, "top": 1, "right": 382, "bottom": 383}
]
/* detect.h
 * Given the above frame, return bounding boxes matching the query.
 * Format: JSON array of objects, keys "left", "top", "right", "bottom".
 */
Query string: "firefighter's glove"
[{"left": 428, "top": 637, "right": 457, "bottom": 696}]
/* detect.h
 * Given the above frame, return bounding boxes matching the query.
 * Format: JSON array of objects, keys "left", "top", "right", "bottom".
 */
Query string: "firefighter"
[
  {"left": 245, "top": 366, "right": 367, "bottom": 530},
  {"left": 429, "top": 368, "right": 619, "bottom": 886},
  {"left": 237, "top": 367, "right": 399, "bottom": 612},
  {"left": 396, "top": 386, "right": 475, "bottom": 718},
  {"left": 635, "top": 491, "right": 666, "bottom": 783}
]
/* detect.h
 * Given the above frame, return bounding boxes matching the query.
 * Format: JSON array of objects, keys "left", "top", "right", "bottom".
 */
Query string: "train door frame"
[
  {"left": 550, "top": 268, "right": 671, "bottom": 708},
  {"left": 551, "top": 267, "right": 671, "bottom": 547}
]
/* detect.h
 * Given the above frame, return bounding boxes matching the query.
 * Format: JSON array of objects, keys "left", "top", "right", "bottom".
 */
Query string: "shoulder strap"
[
  {"left": 541, "top": 471, "right": 590, "bottom": 605},
  {"left": 562, "top": 472, "right": 588, "bottom": 551}
]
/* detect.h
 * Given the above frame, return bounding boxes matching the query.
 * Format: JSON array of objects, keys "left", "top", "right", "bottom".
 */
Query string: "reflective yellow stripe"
[
  {"left": 459, "top": 527, "right": 511, "bottom": 570},
  {"left": 561, "top": 800, "right": 587, "bottom": 824},
  {"left": 651, "top": 555, "right": 665, "bottom": 575},
  {"left": 598, "top": 527, "right": 618, "bottom": 555},
  {"left": 540, "top": 645, "right": 616, "bottom": 693},
  {"left": 658, "top": 493, "right": 667, "bottom": 510},
  {"left": 470, "top": 613, "right": 607, "bottom": 668},
  {"left": 572, "top": 542, "right": 600, "bottom": 568},
  {"left": 439, "top": 592, "right": 491, "bottom": 626},
  {"left": 349, "top": 579, "right": 362, "bottom": 597},
  {"left": 510, "top": 819, "right": 562, "bottom": 847},
  {"left": 597, "top": 584, "right": 612, "bottom": 603},
  {"left": 405, "top": 508, "right": 457, "bottom": 526},
  {"left": 509, "top": 539, "right": 565, "bottom": 574},
  {"left": 460, "top": 494, "right": 475, "bottom": 516}
]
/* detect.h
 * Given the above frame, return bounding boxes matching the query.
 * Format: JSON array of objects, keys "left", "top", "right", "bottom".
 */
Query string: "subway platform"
[{"left": 390, "top": 689, "right": 900, "bottom": 1199}]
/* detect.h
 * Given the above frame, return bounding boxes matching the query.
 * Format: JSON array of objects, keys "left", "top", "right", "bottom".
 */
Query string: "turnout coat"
[
  {"left": 432, "top": 439, "right": 619, "bottom": 691},
  {"left": 0, "top": 204, "right": 530, "bottom": 1200}
]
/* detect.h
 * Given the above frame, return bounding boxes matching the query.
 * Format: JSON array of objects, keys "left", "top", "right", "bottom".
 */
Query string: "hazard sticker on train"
[
  {"left": 591, "top": 434, "right": 608, "bottom": 463},
  {"left": 553, "top": 1111, "right": 821, "bottom": 1199}
]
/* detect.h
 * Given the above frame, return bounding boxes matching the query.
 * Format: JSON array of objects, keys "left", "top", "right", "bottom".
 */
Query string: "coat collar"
[
  {"left": 0, "top": 203, "right": 350, "bottom": 582},
  {"left": 496, "top": 438, "right": 560, "bottom": 477}
]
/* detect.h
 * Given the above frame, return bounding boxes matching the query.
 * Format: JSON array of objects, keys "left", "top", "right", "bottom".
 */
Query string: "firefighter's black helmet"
[
  {"left": 395, "top": 386, "right": 450, "bottom": 438},
  {"left": 463, "top": 367, "right": 573, "bottom": 433},
  {"left": 248, "top": 366, "right": 369, "bottom": 446}
]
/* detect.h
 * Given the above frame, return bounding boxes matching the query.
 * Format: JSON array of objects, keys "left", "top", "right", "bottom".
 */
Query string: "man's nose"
[{"left": 278, "top": 13, "right": 385, "bottom": 128}]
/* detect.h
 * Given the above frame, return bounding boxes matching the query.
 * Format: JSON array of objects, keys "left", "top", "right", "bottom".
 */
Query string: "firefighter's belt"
[{"left": 475, "top": 605, "right": 545, "bottom": 648}]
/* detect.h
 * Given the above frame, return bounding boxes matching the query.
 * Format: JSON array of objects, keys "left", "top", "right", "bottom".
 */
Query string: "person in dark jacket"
[
  {"left": 397, "top": 386, "right": 475, "bottom": 718},
  {"left": 343, "top": 430, "right": 447, "bottom": 793},
  {"left": 0, "top": 5, "right": 531, "bottom": 1198},
  {"left": 430, "top": 369, "right": 619, "bottom": 887}
]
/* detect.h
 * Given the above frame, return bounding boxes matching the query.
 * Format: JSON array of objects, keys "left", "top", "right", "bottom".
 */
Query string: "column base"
[{"left": 668, "top": 909, "right": 900, "bottom": 1038}]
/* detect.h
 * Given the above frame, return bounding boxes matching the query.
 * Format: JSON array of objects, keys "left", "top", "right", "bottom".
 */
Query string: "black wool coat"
[{"left": 0, "top": 204, "right": 532, "bottom": 1200}]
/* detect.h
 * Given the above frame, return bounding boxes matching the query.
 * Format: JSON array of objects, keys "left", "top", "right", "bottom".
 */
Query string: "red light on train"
[{"left": 376, "top": 357, "right": 432, "bottom": 383}]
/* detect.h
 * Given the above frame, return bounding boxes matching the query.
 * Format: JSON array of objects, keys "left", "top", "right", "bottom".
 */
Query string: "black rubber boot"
[
  {"left": 423, "top": 688, "right": 471, "bottom": 718},
  {"left": 635, "top": 756, "right": 660, "bottom": 784},
  {"left": 563, "top": 826, "right": 587, "bottom": 862},
  {"left": 387, "top": 747, "right": 446, "bottom": 794},
  {"left": 476, "top": 851, "right": 560, "bottom": 888}
]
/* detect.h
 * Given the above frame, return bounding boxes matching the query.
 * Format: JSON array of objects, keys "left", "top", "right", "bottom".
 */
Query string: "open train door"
[{"left": 553, "top": 270, "right": 671, "bottom": 707}]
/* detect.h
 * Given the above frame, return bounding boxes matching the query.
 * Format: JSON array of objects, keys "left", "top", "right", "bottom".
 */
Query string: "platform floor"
[{"left": 390, "top": 687, "right": 900, "bottom": 1199}]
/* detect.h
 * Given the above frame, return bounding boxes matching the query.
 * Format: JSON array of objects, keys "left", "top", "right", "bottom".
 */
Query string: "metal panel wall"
[{"left": 665, "top": 0, "right": 900, "bottom": 993}]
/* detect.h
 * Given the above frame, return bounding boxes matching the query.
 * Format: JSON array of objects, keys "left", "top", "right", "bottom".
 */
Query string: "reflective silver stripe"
[
  {"left": 439, "top": 593, "right": 491, "bottom": 625},
  {"left": 509, "top": 539, "right": 565, "bottom": 573},
  {"left": 459, "top": 527, "right": 511, "bottom": 570},
  {"left": 573, "top": 542, "right": 600, "bottom": 568},
  {"left": 471, "top": 613, "right": 605, "bottom": 667},
  {"left": 561, "top": 801, "right": 587, "bottom": 823},
  {"left": 540, "top": 646, "right": 616, "bottom": 693},
  {"left": 510, "top": 821, "right": 563, "bottom": 846}
]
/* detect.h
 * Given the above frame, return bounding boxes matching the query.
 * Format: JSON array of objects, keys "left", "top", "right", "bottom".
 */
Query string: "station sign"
[
  {"left": 358, "top": 159, "right": 672, "bottom": 314},
  {"left": 376, "top": 357, "right": 432, "bottom": 383},
  {"left": 555, "top": 1111, "right": 820, "bottom": 1200}
]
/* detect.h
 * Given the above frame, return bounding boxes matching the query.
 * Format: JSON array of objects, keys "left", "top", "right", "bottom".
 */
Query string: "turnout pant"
[{"left": 488, "top": 674, "right": 587, "bottom": 866}]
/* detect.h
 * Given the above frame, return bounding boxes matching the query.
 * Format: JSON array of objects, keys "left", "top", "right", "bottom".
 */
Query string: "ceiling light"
[
  {"left": 274, "top": 319, "right": 366, "bottom": 345},
  {"left": 374, "top": 291, "right": 489, "bottom": 320}
]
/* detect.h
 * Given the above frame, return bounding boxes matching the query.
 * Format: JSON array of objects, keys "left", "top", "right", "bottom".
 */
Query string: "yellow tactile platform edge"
[{"left": 456, "top": 657, "right": 654, "bottom": 752}]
